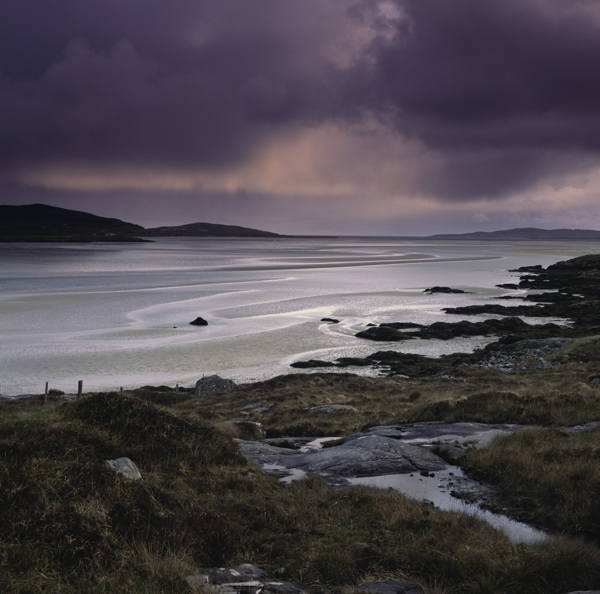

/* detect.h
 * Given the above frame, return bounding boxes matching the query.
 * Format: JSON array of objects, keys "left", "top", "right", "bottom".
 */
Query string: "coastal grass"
[
  {"left": 181, "top": 361, "right": 600, "bottom": 437},
  {"left": 463, "top": 425, "right": 600, "bottom": 543},
  {"left": 403, "top": 379, "right": 600, "bottom": 426},
  {"left": 2, "top": 390, "right": 600, "bottom": 592}
]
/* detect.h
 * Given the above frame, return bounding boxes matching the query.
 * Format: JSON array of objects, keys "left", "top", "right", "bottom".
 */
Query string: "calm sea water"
[{"left": 1, "top": 237, "right": 598, "bottom": 395}]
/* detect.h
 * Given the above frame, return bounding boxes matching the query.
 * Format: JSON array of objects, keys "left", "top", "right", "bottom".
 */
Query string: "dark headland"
[
  {"left": 427, "top": 227, "right": 600, "bottom": 241},
  {"left": 0, "top": 204, "right": 281, "bottom": 242}
]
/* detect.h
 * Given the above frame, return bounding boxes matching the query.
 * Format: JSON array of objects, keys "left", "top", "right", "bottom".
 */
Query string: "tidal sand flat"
[{"left": 1, "top": 237, "right": 599, "bottom": 395}]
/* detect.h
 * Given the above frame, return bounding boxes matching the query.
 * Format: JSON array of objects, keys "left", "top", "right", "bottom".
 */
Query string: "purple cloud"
[{"left": 0, "top": 0, "right": 599, "bottom": 209}]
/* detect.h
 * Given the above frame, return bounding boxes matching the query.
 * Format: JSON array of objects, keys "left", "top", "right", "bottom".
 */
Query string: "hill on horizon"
[
  {"left": 144, "top": 221, "right": 280, "bottom": 238},
  {"left": 427, "top": 227, "right": 600, "bottom": 241},
  {"left": 3, "top": 204, "right": 600, "bottom": 242},
  {"left": 0, "top": 204, "right": 146, "bottom": 242},
  {"left": 0, "top": 204, "right": 281, "bottom": 241}
]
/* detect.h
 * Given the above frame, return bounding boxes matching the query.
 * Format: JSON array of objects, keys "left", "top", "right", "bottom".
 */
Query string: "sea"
[{"left": 1, "top": 237, "right": 599, "bottom": 396}]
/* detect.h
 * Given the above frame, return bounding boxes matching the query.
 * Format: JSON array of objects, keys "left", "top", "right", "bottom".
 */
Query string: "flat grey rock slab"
[
  {"left": 236, "top": 422, "right": 527, "bottom": 484},
  {"left": 365, "top": 422, "right": 522, "bottom": 450},
  {"left": 236, "top": 434, "right": 447, "bottom": 484}
]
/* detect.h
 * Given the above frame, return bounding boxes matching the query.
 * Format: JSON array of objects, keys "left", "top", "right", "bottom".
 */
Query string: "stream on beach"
[{"left": 2, "top": 237, "right": 599, "bottom": 395}]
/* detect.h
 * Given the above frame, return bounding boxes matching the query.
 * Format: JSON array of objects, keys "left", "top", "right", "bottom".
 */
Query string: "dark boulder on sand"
[
  {"left": 189, "top": 316, "right": 208, "bottom": 326},
  {"left": 424, "top": 286, "right": 467, "bottom": 294}
]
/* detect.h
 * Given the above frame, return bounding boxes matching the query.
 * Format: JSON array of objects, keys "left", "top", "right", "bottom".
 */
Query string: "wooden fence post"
[
  {"left": 77, "top": 380, "right": 83, "bottom": 399},
  {"left": 44, "top": 382, "right": 49, "bottom": 404}
]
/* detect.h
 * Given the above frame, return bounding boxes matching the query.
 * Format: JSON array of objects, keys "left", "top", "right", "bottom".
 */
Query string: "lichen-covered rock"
[
  {"left": 195, "top": 374, "right": 236, "bottom": 395},
  {"left": 105, "top": 457, "right": 142, "bottom": 480}
]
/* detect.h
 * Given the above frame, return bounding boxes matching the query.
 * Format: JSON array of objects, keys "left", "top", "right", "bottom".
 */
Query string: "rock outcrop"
[
  {"left": 423, "top": 286, "right": 467, "bottom": 294},
  {"left": 189, "top": 316, "right": 208, "bottom": 326},
  {"left": 186, "top": 563, "right": 425, "bottom": 593},
  {"left": 105, "top": 457, "right": 142, "bottom": 480},
  {"left": 236, "top": 422, "right": 521, "bottom": 485},
  {"left": 194, "top": 374, "right": 236, "bottom": 395}
]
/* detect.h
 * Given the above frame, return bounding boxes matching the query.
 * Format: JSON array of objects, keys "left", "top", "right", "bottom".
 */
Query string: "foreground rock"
[
  {"left": 105, "top": 457, "right": 142, "bottom": 480},
  {"left": 186, "top": 563, "right": 424, "bottom": 593},
  {"left": 236, "top": 422, "right": 521, "bottom": 486},
  {"left": 194, "top": 374, "right": 236, "bottom": 395},
  {"left": 186, "top": 563, "right": 307, "bottom": 593},
  {"left": 238, "top": 434, "right": 446, "bottom": 485}
]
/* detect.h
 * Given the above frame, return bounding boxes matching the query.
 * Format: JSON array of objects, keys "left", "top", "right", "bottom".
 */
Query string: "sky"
[{"left": 1, "top": 0, "right": 600, "bottom": 236}]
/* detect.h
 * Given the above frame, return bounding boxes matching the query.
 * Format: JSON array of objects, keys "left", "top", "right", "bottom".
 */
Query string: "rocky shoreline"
[{"left": 292, "top": 255, "right": 600, "bottom": 376}]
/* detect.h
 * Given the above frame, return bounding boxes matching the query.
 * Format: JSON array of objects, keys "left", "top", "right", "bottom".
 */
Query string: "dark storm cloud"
[
  {"left": 1, "top": 0, "right": 599, "bottom": 202},
  {"left": 0, "top": 1, "right": 336, "bottom": 176},
  {"left": 341, "top": 0, "right": 600, "bottom": 198},
  {"left": 365, "top": 0, "right": 600, "bottom": 148}
]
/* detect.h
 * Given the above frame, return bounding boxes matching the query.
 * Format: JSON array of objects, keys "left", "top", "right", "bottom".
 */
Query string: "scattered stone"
[
  {"left": 228, "top": 420, "right": 266, "bottom": 439},
  {"left": 194, "top": 374, "right": 236, "bottom": 395},
  {"left": 189, "top": 316, "right": 208, "bottom": 326},
  {"left": 308, "top": 404, "right": 356, "bottom": 413},
  {"left": 468, "top": 338, "right": 570, "bottom": 372},
  {"left": 105, "top": 457, "right": 142, "bottom": 480},
  {"left": 186, "top": 564, "right": 307, "bottom": 593},
  {"left": 240, "top": 402, "right": 271, "bottom": 413},
  {"left": 320, "top": 317, "right": 340, "bottom": 323}
]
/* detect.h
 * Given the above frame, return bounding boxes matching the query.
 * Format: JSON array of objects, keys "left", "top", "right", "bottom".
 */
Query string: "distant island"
[
  {"left": 144, "top": 222, "right": 280, "bottom": 238},
  {"left": 426, "top": 227, "right": 600, "bottom": 241},
  {"left": 0, "top": 204, "right": 281, "bottom": 242}
]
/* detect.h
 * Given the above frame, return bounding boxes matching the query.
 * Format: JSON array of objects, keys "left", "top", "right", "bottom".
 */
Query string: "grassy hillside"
[{"left": 2, "top": 367, "right": 600, "bottom": 592}]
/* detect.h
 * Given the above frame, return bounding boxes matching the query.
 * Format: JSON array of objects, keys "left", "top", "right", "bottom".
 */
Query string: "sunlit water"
[{"left": 1, "top": 237, "right": 598, "bottom": 395}]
